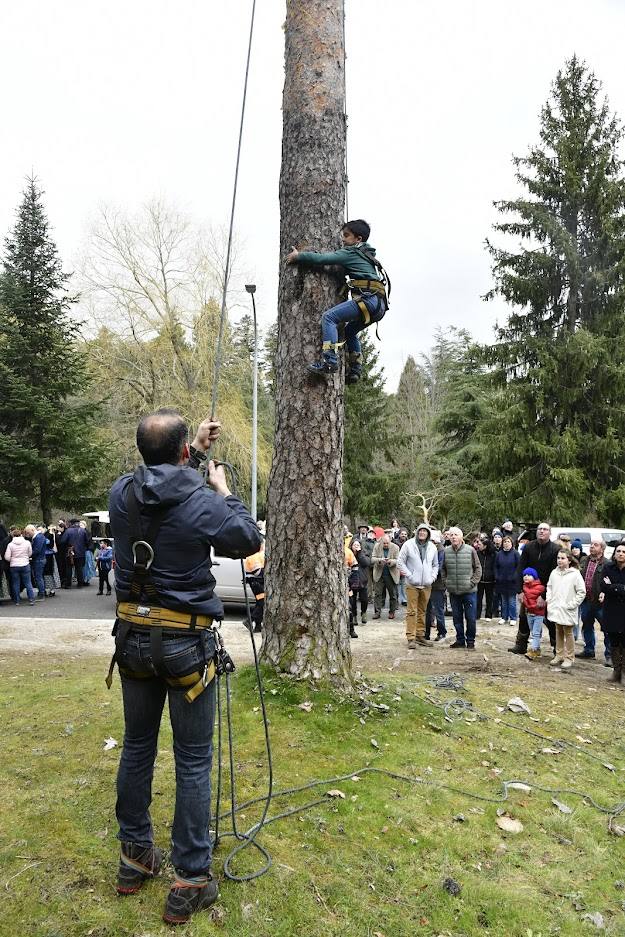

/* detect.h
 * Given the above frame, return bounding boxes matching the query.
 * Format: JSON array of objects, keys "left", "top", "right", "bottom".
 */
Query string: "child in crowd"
[
  {"left": 96, "top": 539, "right": 113, "bottom": 596},
  {"left": 546, "top": 550, "right": 586, "bottom": 670},
  {"left": 521, "top": 567, "right": 546, "bottom": 660}
]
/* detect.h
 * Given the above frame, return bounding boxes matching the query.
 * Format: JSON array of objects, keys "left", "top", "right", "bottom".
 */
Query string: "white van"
[{"left": 549, "top": 527, "right": 625, "bottom": 558}]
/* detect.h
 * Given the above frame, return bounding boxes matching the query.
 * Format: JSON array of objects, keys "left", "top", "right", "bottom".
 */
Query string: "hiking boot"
[
  {"left": 373, "top": 612, "right": 381, "bottom": 620},
  {"left": 607, "top": 646, "right": 622, "bottom": 683},
  {"left": 307, "top": 356, "right": 338, "bottom": 377},
  {"left": 345, "top": 352, "right": 362, "bottom": 385},
  {"left": 508, "top": 631, "right": 527, "bottom": 654},
  {"left": 163, "top": 871, "right": 219, "bottom": 925},
  {"left": 449, "top": 641, "right": 466, "bottom": 649},
  {"left": 360, "top": 614, "right": 367, "bottom": 625},
  {"left": 407, "top": 640, "right": 417, "bottom": 650},
  {"left": 350, "top": 627, "right": 358, "bottom": 639},
  {"left": 525, "top": 649, "right": 541, "bottom": 661},
  {"left": 117, "top": 842, "right": 163, "bottom": 894},
  {"left": 435, "top": 633, "right": 446, "bottom": 641},
  {"left": 575, "top": 651, "right": 595, "bottom": 659},
  {"left": 549, "top": 656, "right": 564, "bottom": 667},
  {"left": 415, "top": 636, "right": 433, "bottom": 647},
  {"left": 466, "top": 642, "right": 475, "bottom": 650},
  {"left": 560, "top": 659, "right": 573, "bottom": 670}
]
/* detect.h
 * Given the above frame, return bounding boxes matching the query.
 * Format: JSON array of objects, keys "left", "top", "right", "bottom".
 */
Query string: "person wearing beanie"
[{"left": 521, "top": 568, "right": 546, "bottom": 660}]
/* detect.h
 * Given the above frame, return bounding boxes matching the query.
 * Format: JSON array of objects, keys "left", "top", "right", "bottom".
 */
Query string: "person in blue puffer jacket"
[{"left": 494, "top": 534, "right": 520, "bottom": 626}]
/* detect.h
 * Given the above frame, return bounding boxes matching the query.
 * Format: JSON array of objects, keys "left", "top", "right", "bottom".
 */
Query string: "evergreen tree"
[
  {"left": 343, "top": 331, "right": 404, "bottom": 524},
  {"left": 480, "top": 57, "right": 625, "bottom": 523},
  {"left": 0, "top": 177, "right": 108, "bottom": 521}
]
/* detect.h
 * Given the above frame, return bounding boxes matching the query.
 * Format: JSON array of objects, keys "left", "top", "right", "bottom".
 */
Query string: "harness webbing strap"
[
  {"left": 106, "top": 489, "right": 215, "bottom": 703},
  {"left": 348, "top": 278, "right": 386, "bottom": 295},
  {"left": 116, "top": 602, "right": 213, "bottom": 629},
  {"left": 117, "top": 660, "right": 216, "bottom": 704}
]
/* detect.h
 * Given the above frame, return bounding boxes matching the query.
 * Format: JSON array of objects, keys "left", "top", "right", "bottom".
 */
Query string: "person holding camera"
[{"left": 109, "top": 409, "right": 261, "bottom": 925}]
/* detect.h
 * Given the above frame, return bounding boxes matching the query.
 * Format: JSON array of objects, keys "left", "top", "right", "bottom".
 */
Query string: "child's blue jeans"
[
  {"left": 528, "top": 613, "right": 544, "bottom": 651},
  {"left": 321, "top": 294, "right": 385, "bottom": 362}
]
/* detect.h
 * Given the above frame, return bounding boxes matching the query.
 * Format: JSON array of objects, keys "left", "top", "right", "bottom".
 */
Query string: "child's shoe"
[
  {"left": 308, "top": 354, "right": 338, "bottom": 377},
  {"left": 525, "top": 649, "right": 541, "bottom": 661}
]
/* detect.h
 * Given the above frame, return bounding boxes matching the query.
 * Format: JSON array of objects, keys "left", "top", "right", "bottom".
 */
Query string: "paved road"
[{"left": 0, "top": 582, "right": 247, "bottom": 622}]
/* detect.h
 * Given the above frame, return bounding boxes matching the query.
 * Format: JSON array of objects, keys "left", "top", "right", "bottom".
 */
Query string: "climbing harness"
[{"left": 105, "top": 484, "right": 227, "bottom": 705}]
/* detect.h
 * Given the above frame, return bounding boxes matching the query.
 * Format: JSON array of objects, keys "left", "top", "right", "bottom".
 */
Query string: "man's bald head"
[{"left": 136, "top": 408, "right": 188, "bottom": 465}]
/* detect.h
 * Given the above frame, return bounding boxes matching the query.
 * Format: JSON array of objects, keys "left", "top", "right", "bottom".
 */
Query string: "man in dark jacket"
[
  {"left": 27, "top": 524, "right": 48, "bottom": 599},
  {"left": 59, "top": 519, "right": 90, "bottom": 588},
  {"left": 510, "top": 522, "right": 559, "bottom": 654},
  {"left": 109, "top": 409, "right": 261, "bottom": 925},
  {"left": 576, "top": 539, "right": 609, "bottom": 663},
  {"left": 476, "top": 535, "right": 496, "bottom": 620}
]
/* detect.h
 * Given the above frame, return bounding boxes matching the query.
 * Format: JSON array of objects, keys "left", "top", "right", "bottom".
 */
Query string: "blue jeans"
[
  {"left": 398, "top": 577, "right": 407, "bottom": 604},
  {"left": 33, "top": 557, "right": 46, "bottom": 596},
  {"left": 580, "top": 599, "right": 603, "bottom": 655},
  {"left": 527, "top": 613, "right": 545, "bottom": 651},
  {"left": 116, "top": 630, "right": 217, "bottom": 876},
  {"left": 450, "top": 592, "right": 477, "bottom": 645},
  {"left": 321, "top": 294, "right": 384, "bottom": 361},
  {"left": 497, "top": 591, "right": 517, "bottom": 621},
  {"left": 426, "top": 589, "right": 446, "bottom": 637},
  {"left": 10, "top": 565, "right": 34, "bottom": 603}
]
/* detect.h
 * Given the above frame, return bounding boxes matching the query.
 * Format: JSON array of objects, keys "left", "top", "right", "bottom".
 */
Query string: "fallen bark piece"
[
  {"left": 496, "top": 815, "right": 524, "bottom": 834},
  {"left": 552, "top": 798, "right": 573, "bottom": 814}
]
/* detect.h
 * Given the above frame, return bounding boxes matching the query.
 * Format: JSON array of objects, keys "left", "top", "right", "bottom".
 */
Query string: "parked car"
[{"left": 211, "top": 551, "right": 251, "bottom": 605}]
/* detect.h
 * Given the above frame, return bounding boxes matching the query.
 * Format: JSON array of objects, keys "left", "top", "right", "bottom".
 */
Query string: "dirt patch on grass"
[{"left": 0, "top": 611, "right": 618, "bottom": 694}]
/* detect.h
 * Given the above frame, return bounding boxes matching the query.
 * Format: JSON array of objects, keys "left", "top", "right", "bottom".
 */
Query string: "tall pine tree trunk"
[{"left": 263, "top": 0, "right": 352, "bottom": 687}]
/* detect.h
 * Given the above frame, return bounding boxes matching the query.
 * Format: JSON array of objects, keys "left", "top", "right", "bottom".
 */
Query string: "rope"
[
  {"left": 208, "top": 461, "right": 274, "bottom": 881},
  {"left": 211, "top": 662, "right": 625, "bottom": 881},
  {"left": 210, "top": 0, "right": 257, "bottom": 419}
]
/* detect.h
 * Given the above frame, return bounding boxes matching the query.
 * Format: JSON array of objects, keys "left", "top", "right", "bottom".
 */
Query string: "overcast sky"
[{"left": 2, "top": 0, "right": 625, "bottom": 391}]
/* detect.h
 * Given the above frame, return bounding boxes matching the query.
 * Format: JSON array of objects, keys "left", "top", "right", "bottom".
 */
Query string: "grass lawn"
[{"left": 1, "top": 654, "right": 624, "bottom": 937}]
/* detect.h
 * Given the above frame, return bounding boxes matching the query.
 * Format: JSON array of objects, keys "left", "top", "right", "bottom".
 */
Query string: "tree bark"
[{"left": 263, "top": 0, "right": 352, "bottom": 687}]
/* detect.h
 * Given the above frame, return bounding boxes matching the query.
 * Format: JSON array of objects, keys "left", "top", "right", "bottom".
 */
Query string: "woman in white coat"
[{"left": 546, "top": 550, "right": 586, "bottom": 670}]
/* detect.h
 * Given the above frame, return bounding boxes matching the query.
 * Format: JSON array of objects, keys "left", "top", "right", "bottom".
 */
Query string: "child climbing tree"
[{"left": 263, "top": 0, "right": 352, "bottom": 687}]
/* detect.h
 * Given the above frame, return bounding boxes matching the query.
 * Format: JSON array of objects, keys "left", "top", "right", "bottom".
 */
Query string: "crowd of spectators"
[
  {"left": 0, "top": 519, "right": 112, "bottom": 604},
  {"left": 345, "top": 519, "right": 624, "bottom": 684}
]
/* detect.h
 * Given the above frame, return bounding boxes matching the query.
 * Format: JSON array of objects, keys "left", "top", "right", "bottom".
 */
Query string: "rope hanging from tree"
[{"left": 210, "top": 0, "right": 258, "bottom": 418}]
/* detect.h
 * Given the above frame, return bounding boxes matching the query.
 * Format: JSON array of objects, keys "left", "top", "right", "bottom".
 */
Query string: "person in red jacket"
[{"left": 521, "top": 567, "right": 546, "bottom": 660}]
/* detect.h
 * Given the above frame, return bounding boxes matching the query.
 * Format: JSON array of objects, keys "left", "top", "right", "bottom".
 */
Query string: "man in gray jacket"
[
  {"left": 398, "top": 524, "right": 439, "bottom": 648},
  {"left": 443, "top": 527, "right": 481, "bottom": 649}
]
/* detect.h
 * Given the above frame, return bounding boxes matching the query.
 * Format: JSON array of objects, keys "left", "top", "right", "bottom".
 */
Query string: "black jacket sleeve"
[{"left": 207, "top": 494, "right": 262, "bottom": 559}]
